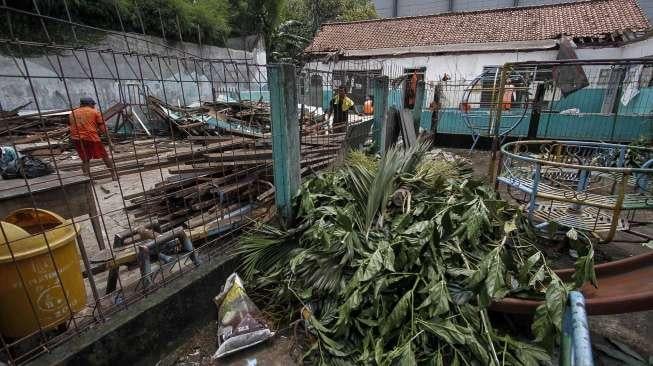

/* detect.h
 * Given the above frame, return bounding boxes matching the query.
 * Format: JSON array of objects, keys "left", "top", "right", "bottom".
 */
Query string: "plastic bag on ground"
[{"left": 212, "top": 273, "right": 274, "bottom": 359}]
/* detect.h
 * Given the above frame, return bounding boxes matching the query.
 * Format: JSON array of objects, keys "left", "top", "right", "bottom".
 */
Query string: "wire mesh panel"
[{"left": 0, "top": 4, "right": 273, "bottom": 365}]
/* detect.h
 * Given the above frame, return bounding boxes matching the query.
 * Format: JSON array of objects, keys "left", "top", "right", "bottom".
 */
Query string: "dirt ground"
[{"left": 156, "top": 321, "right": 297, "bottom": 366}]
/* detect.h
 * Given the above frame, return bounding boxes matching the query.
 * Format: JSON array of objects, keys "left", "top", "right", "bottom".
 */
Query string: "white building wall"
[
  {"left": 305, "top": 38, "right": 653, "bottom": 110},
  {"left": 310, "top": 38, "right": 653, "bottom": 81}
]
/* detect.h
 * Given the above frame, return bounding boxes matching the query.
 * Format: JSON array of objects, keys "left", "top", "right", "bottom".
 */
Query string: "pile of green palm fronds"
[{"left": 236, "top": 143, "right": 595, "bottom": 365}]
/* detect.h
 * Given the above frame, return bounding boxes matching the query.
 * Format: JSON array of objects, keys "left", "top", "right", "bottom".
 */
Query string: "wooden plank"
[
  {"left": 0, "top": 171, "right": 89, "bottom": 199},
  {"left": 400, "top": 108, "right": 417, "bottom": 147},
  {"left": 203, "top": 146, "right": 340, "bottom": 162},
  {"left": 186, "top": 135, "right": 233, "bottom": 142}
]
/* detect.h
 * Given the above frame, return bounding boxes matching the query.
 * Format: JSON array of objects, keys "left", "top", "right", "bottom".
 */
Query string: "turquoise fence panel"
[
  {"left": 420, "top": 111, "right": 431, "bottom": 130},
  {"left": 438, "top": 109, "right": 473, "bottom": 134},
  {"left": 611, "top": 115, "right": 653, "bottom": 141},
  {"left": 388, "top": 89, "right": 403, "bottom": 109},
  {"left": 552, "top": 88, "right": 605, "bottom": 113},
  {"left": 508, "top": 115, "right": 531, "bottom": 136},
  {"left": 537, "top": 113, "right": 650, "bottom": 141},
  {"left": 618, "top": 88, "right": 653, "bottom": 115},
  {"left": 539, "top": 114, "right": 613, "bottom": 140},
  {"left": 435, "top": 108, "right": 530, "bottom": 136},
  {"left": 323, "top": 90, "right": 333, "bottom": 111}
]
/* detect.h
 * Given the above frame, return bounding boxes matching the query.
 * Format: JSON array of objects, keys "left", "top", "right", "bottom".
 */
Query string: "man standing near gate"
[
  {"left": 69, "top": 97, "right": 117, "bottom": 180},
  {"left": 326, "top": 85, "right": 357, "bottom": 127}
]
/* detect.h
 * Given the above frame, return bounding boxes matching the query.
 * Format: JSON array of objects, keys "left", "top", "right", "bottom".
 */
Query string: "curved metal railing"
[{"left": 497, "top": 140, "right": 653, "bottom": 242}]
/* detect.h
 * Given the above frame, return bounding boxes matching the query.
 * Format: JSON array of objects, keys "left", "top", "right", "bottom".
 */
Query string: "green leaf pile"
[{"left": 236, "top": 143, "right": 593, "bottom": 365}]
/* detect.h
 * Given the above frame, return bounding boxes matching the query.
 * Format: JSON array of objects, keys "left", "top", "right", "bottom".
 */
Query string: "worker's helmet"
[{"left": 80, "top": 97, "right": 96, "bottom": 106}]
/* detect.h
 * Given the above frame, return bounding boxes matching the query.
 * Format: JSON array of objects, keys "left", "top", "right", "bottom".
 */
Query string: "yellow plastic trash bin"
[{"left": 0, "top": 208, "right": 87, "bottom": 338}]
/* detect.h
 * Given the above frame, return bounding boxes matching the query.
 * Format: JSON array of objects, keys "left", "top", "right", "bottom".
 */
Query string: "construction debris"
[
  {"left": 0, "top": 102, "right": 126, "bottom": 144},
  {"left": 120, "top": 97, "right": 376, "bottom": 239}
]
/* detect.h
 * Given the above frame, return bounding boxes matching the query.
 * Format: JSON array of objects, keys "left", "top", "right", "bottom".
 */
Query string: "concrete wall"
[
  {"left": 373, "top": 0, "right": 653, "bottom": 21},
  {"left": 0, "top": 33, "right": 267, "bottom": 113}
]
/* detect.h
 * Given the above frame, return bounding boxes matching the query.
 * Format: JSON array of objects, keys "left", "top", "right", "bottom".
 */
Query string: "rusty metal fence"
[
  {"left": 0, "top": 3, "right": 407, "bottom": 363},
  {"left": 0, "top": 3, "right": 278, "bottom": 364}
]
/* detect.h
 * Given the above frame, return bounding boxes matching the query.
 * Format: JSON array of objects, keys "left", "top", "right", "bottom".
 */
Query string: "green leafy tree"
[
  {"left": 1, "top": 0, "right": 231, "bottom": 46},
  {"left": 269, "top": 0, "right": 377, "bottom": 63},
  {"left": 229, "top": 0, "right": 284, "bottom": 50}
]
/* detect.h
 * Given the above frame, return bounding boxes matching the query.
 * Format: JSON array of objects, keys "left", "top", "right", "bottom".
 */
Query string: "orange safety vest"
[
  {"left": 502, "top": 84, "right": 515, "bottom": 110},
  {"left": 363, "top": 100, "right": 373, "bottom": 115},
  {"left": 69, "top": 106, "right": 105, "bottom": 142}
]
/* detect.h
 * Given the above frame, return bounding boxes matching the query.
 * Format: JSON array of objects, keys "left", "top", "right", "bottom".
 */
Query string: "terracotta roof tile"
[{"left": 305, "top": 0, "right": 650, "bottom": 53}]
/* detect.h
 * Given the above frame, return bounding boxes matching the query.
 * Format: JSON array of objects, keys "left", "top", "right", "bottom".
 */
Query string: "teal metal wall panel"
[
  {"left": 429, "top": 108, "right": 530, "bottom": 136},
  {"left": 611, "top": 115, "right": 653, "bottom": 141},
  {"left": 617, "top": 88, "right": 653, "bottom": 115},
  {"left": 552, "top": 89, "right": 605, "bottom": 113},
  {"left": 538, "top": 113, "right": 652, "bottom": 141}
]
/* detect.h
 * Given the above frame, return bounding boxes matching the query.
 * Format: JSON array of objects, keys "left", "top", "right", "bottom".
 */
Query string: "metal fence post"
[
  {"left": 561, "top": 291, "right": 594, "bottom": 366},
  {"left": 268, "top": 64, "right": 301, "bottom": 225},
  {"left": 412, "top": 80, "right": 425, "bottom": 133},
  {"left": 373, "top": 76, "right": 389, "bottom": 154}
]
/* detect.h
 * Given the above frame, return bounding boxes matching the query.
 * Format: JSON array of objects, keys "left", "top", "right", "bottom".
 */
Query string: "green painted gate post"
[
  {"left": 412, "top": 80, "right": 426, "bottom": 134},
  {"left": 268, "top": 64, "right": 301, "bottom": 226},
  {"left": 372, "top": 76, "right": 389, "bottom": 154}
]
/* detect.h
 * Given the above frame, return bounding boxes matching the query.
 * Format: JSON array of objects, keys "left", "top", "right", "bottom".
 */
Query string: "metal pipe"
[
  {"left": 561, "top": 291, "right": 594, "bottom": 366},
  {"left": 138, "top": 227, "right": 201, "bottom": 289}
]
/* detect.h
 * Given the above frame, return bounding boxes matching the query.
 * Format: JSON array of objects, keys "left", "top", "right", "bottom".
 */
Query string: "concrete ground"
[{"left": 72, "top": 168, "right": 173, "bottom": 316}]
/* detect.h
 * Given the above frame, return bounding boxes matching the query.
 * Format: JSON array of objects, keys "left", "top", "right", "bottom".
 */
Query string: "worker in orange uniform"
[
  {"left": 363, "top": 95, "right": 374, "bottom": 115},
  {"left": 69, "top": 97, "right": 117, "bottom": 180},
  {"left": 502, "top": 83, "right": 515, "bottom": 110}
]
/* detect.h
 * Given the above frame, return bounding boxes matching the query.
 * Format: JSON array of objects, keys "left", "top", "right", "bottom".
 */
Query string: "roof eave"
[{"left": 304, "top": 39, "right": 560, "bottom": 59}]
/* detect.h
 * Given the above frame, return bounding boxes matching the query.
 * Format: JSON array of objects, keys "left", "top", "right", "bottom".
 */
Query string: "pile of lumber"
[
  {"left": 0, "top": 108, "right": 69, "bottom": 143},
  {"left": 126, "top": 98, "right": 375, "bottom": 237},
  {"left": 124, "top": 130, "right": 348, "bottom": 239},
  {"left": 148, "top": 96, "right": 272, "bottom": 139}
]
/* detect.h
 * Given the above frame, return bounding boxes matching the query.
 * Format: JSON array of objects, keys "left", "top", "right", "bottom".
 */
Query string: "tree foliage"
[
  {"left": 269, "top": 0, "right": 377, "bottom": 63},
  {"left": 2, "top": 0, "right": 375, "bottom": 62},
  {"left": 229, "top": 0, "right": 284, "bottom": 49},
  {"left": 236, "top": 144, "right": 598, "bottom": 364},
  {"left": 3, "top": 0, "right": 231, "bottom": 46}
]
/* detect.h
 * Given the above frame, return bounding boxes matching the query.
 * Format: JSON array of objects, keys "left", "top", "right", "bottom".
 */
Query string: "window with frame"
[{"left": 597, "top": 69, "right": 612, "bottom": 86}]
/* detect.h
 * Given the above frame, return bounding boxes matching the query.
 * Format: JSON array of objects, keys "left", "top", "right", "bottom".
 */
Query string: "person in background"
[
  {"left": 429, "top": 84, "right": 442, "bottom": 136},
  {"left": 363, "top": 95, "right": 374, "bottom": 115},
  {"left": 69, "top": 97, "right": 117, "bottom": 180},
  {"left": 326, "top": 85, "right": 358, "bottom": 126}
]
